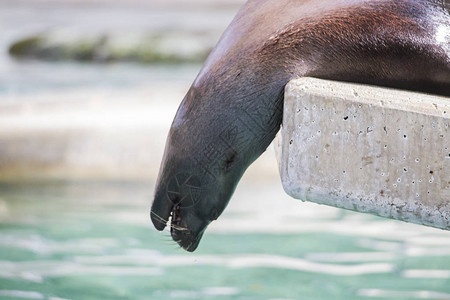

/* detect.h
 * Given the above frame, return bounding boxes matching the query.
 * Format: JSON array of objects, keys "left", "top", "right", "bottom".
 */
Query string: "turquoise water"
[
  {"left": 1, "top": 182, "right": 449, "bottom": 300},
  {"left": 0, "top": 60, "right": 200, "bottom": 100}
]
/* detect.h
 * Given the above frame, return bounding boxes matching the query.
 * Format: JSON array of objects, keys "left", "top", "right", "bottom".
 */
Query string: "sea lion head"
[
  {"left": 149, "top": 0, "right": 290, "bottom": 250},
  {"left": 150, "top": 56, "right": 284, "bottom": 251}
]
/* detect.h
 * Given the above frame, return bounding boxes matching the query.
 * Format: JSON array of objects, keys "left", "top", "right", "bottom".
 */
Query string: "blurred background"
[{"left": 0, "top": 1, "right": 449, "bottom": 299}]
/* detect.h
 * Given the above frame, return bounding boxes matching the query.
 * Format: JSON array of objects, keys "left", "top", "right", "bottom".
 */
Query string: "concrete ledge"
[
  {"left": 0, "top": 90, "right": 176, "bottom": 181},
  {"left": 276, "top": 78, "right": 449, "bottom": 230}
]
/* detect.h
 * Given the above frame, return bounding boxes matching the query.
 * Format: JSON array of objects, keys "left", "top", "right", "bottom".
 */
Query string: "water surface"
[{"left": 1, "top": 181, "right": 449, "bottom": 299}]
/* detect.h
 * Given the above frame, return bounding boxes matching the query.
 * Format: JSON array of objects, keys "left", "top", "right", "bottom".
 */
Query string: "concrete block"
[{"left": 277, "top": 77, "right": 449, "bottom": 230}]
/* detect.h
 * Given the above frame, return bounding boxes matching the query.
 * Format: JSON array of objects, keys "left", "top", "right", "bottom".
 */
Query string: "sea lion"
[{"left": 151, "top": 0, "right": 450, "bottom": 252}]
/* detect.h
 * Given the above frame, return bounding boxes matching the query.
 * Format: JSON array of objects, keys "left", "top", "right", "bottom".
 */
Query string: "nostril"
[
  {"left": 210, "top": 208, "right": 219, "bottom": 220},
  {"left": 223, "top": 151, "right": 237, "bottom": 171},
  {"left": 172, "top": 196, "right": 181, "bottom": 206}
]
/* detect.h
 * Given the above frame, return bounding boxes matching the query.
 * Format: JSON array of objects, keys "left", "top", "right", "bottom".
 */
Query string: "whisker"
[
  {"left": 151, "top": 210, "right": 189, "bottom": 232},
  {"left": 171, "top": 239, "right": 182, "bottom": 250},
  {"left": 172, "top": 225, "right": 189, "bottom": 231},
  {"left": 150, "top": 211, "right": 169, "bottom": 224},
  {"left": 186, "top": 242, "right": 193, "bottom": 251}
]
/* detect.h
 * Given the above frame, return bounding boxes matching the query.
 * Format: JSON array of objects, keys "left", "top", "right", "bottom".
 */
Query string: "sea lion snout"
[
  {"left": 151, "top": 81, "right": 260, "bottom": 250},
  {"left": 150, "top": 128, "right": 249, "bottom": 251},
  {"left": 151, "top": 154, "right": 239, "bottom": 250},
  {"left": 151, "top": 184, "right": 208, "bottom": 252}
]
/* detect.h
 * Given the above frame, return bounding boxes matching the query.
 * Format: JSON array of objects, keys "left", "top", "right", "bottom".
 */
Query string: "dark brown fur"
[{"left": 261, "top": 1, "right": 449, "bottom": 93}]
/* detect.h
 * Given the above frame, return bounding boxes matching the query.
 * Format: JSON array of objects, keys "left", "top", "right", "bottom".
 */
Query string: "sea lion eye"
[
  {"left": 223, "top": 149, "right": 237, "bottom": 171},
  {"left": 210, "top": 208, "right": 219, "bottom": 220}
]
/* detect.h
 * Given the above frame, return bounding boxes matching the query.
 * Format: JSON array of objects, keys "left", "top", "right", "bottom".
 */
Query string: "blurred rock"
[{"left": 9, "top": 30, "right": 218, "bottom": 64}]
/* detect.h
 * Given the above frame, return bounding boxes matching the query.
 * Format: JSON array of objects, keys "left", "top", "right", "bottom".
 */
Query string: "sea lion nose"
[{"left": 150, "top": 185, "right": 173, "bottom": 231}]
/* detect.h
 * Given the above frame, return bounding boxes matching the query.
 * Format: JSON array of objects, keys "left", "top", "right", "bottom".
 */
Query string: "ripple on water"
[
  {"left": 0, "top": 290, "right": 70, "bottom": 300},
  {"left": 357, "top": 289, "right": 450, "bottom": 299},
  {"left": 74, "top": 252, "right": 395, "bottom": 276},
  {"left": 169, "top": 287, "right": 239, "bottom": 299},
  {"left": 0, "top": 234, "right": 118, "bottom": 255},
  {"left": 402, "top": 269, "right": 450, "bottom": 279},
  {"left": 0, "top": 290, "right": 44, "bottom": 299}
]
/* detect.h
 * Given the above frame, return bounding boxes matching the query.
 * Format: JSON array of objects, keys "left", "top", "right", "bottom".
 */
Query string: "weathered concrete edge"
[
  {"left": 0, "top": 95, "right": 173, "bottom": 182},
  {"left": 276, "top": 77, "right": 449, "bottom": 230},
  {"left": 284, "top": 78, "right": 449, "bottom": 119},
  {"left": 282, "top": 183, "right": 450, "bottom": 230}
]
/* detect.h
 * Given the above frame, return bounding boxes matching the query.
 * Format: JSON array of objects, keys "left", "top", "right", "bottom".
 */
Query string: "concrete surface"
[
  {"left": 0, "top": 86, "right": 177, "bottom": 181},
  {"left": 277, "top": 78, "right": 449, "bottom": 230}
]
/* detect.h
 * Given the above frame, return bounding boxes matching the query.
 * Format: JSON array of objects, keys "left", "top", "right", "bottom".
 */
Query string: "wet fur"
[{"left": 261, "top": 0, "right": 450, "bottom": 94}]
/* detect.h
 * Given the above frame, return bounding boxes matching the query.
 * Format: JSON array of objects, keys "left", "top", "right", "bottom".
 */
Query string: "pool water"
[{"left": 1, "top": 181, "right": 449, "bottom": 300}]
